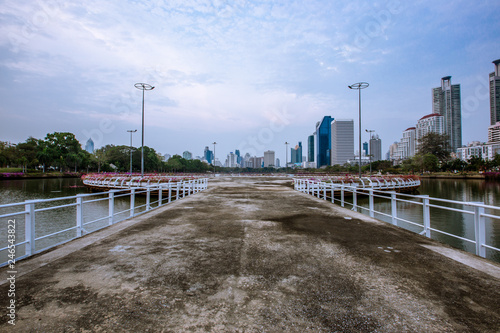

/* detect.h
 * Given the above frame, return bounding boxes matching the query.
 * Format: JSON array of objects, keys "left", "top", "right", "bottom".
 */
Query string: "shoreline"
[
  {"left": 418, "top": 174, "right": 484, "bottom": 179},
  {"left": 0, "top": 173, "right": 83, "bottom": 180}
]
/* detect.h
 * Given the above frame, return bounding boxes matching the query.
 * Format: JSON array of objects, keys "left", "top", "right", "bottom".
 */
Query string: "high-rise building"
[
  {"left": 291, "top": 142, "right": 302, "bottom": 164},
  {"left": 182, "top": 151, "right": 192, "bottom": 160},
  {"left": 369, "top": 134, "right": 382, "bottom": 162},
  {"left": 307, "top": 135, "right": 314, "bottom": 162},
  {"left": 225, "top": 152, "right": 237, "bottom": 168},
  {"left": 235, "top": 150, "right": 242, "bottom": 165},
  {"left": 203, "top": 146, "right": 213, "bottom": 164},
  {"left": 490, "top": 59, "right": 500, "bottom": 125},
  {"left": 85, "top": 138, "right": 94, "bottom": 153},
  {"left": 397, "top": 127, "right": 416, "bottom": 160},
  {"left": 362, "top": 142, "right": 368, "bottom": 156},
  {"left": 315, "top": 116, "right": 333, "bottom": 167},
  {"left": 432, "top": 76, "right": 462, "bottom": 152},
  {"left": 275, "top": 158, "right": 280, "bottom": 167},
  {"left": 331, "top": 119, "right": 354, "bottom": 165},
  {"left": 416, "top": 113, "right": 445, "bottom": 152},
  {"left": 263, "top": 150, "right": 275, "bottom": 167},
  {"left": 389, "top": 141, "right": 399, "bottom": 161}
]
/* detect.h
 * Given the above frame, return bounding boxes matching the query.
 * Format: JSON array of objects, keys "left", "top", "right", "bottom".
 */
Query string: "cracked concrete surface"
[{"left": 1, "top": 177, "right": 499, "bottom": 332}]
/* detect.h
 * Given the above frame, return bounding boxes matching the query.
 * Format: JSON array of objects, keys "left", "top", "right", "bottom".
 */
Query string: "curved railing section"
[{"left": 293, "top": 177, "right": 500, "bottom": 262}]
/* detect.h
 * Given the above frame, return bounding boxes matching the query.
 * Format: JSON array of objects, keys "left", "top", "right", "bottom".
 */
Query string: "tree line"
[{"left": 0, "top": 132, "right": 211, "bottom": 173}]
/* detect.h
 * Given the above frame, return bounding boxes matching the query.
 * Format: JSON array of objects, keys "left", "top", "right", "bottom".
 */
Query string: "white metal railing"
[
  {"left": 0, "top": 178, "right": 209, "bottom": 267},
  {"left": 294, "top": 178, "right": 500, "bottom": 260}
]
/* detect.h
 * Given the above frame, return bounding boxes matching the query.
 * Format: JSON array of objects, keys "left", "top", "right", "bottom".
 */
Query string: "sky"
[{"left": 1, "top": 0, "right": 499, "bottom": 164}]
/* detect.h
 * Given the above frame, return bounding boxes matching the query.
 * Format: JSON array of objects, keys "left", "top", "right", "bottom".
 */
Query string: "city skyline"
[{"left": 1, "top": 1, "right": 499, "bottom": 164}]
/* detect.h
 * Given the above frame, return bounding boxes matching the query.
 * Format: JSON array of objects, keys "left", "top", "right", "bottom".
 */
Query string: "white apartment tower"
[{"left": 331, "top": 119, "right": 354, "bottom": 165}]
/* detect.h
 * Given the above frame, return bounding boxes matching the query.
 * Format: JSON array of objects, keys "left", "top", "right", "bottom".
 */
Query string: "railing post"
[
  {"left": 341, "top": 186, "right": 345, "bottom": 207},
  {"left": 307, "top": 181, "right": 310, "bottom": 195},
  {"left": 130, "top": 189, "right": 136, "bottom": 217},
  {"left": 323, "top": 183, "right": 327, "bottom": 200},
  {"left": 369, "top": 188, "right": 374, "bottom": 217},
  {"left": 352, "top": 187, "right": 357, "bottom": 212},
  {"left": 24, "top": 200, "right": 36, "bottom": 256},
  {"left": 472, "top": 202, "right": 486, "bottom": 258},
  {"left": 158, "top": 184, "right": 163, "bottom": 207},
  {"left": 146, "top": 186, "right": 151, "bottom": 211},
  {"left": 390, "top": 191, "right": 398, "bottom": 226},
  {"left": 168, "top": 181, "right": 172, "bottom": 203},
  {"left": 76, "top": 195, "right": 83, "bottom": 237},
  {"left": 331, "top": 184, "right": 334, "bottom": 203},
  {"left": 109, "top": 191, "right": 116, "bottom": 225},
  {"left": 421, "top": 195, "right": 431, "bottom": 238}
]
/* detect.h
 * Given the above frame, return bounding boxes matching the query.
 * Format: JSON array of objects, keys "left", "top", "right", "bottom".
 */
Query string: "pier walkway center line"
[{"left": 1, "top": 177, "right": 499, "bottom": 332}]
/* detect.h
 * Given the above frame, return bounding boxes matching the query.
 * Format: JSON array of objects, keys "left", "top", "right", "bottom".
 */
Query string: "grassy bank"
[{"left": 418, "top": 172, "right": 484, "bottom": 179}]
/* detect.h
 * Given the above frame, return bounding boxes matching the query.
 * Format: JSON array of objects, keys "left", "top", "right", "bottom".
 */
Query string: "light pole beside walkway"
[
  {"left": 348, "top": 82, "right": 369, "bottom": 179},
  {"left": 134, "top": 83, "right": 155, "bottom": 177}
]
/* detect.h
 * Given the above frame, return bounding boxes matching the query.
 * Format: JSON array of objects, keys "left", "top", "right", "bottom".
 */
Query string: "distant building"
[
  {"left": 225, "top": 152, "right": 237, "bottom": 168},
  {"left": 316, "top": 116, "right": 333, "bottom": 167},
  {"left": 389, "top": 142, "right": 399, "bottom": 161},
  {"left": 331, "top": 119, "right": 354, "bottom": 165},
  {"left": 263, "top": 150, "right": 275, "bottom": 167},
  {"left": 432, "top": 76, "right": 462, "bottom": 152},
  {"left": 369, "top": 134, "right": 382, "bottom": 162},
  {"left": 235, "top": 150, "right": 242, "bottom": 165},
  {"left": 457, "top": 141, "right": 500, "bottom": 162},
  {"left": 490, "top": 59, "right": 500, "bottom": 125},
  {"left": 275, "top": 158, "right": 280, "bottom": 168},
  {"left": 85, "top": 138, "right": 94, "bottom": 153},
  {"left": 182, "top": 151, "right": 192, "bottom": 160},
  {"left": 362, "top": 142, "right": 368, "bottom": 156},
  {"left": 488, "top": 122, "right": 500, "bottom": 143},
  {"left": 396, "top": 127, "right": 416, "bottom": 160},
  {"left": 416, "top": 113, "right": 445, "bottom": 153},
  {"left": 291, "top": 142, "right": 302, "bottom": 164},
  {"left": 249, "top": 156, "right": 263, "bottom": 168},
  {"left": 307, "top": 135, "right": 314, "bottom": 162},
  {"left": 204, "top": 146, "right": 213, "bottom": 164}
]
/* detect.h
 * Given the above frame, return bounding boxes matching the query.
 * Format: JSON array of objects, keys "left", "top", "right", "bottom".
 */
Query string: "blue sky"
[{"left": 1, "top": 0, "right": 499, "bottom": 164}]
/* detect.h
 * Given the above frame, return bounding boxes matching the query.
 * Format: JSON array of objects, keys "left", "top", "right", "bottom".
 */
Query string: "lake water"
[{"left": 1, "top": 177, "right": 499, "bottom": 263}]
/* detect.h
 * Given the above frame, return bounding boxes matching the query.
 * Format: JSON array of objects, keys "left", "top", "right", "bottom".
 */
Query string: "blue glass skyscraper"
[{"left": 315, "top": 116, "right": 333, "bottom": 167}]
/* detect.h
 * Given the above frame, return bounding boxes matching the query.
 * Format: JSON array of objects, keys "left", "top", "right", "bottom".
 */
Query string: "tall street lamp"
[
  {"left": 348, "top": 82, "right": 369, "bottom": 179},
  {"left": 127, "top": 129, "right": 137, "bottom": 175},
  {"left": 365, "top": 129, "right": 375, "bottom": 176},
  {"left": 285, "top": 141, "right": 289, "bottom": 175},
  {"left": 134, "top": 83, "right": 155, "bottom": 177},
  {"left": 212, "top": 142, "right": 217, "bottom": 176}
]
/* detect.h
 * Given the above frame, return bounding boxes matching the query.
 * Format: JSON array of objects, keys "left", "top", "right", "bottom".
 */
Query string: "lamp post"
[
  {"left": 212, "top": 142, "right": 217, "bottom": 176},
  {"left": 134, "top": 83, "right": 155, "bottom": 177},
  {"left": 348, "top": 82, "right": 369, "bottom": 179},
  {"left": 365, "top": 129, "right": 375, "bottom": 176},
  {"left": 285, "top": 141, "right": 289, "bottom": 174},
  {"left": 127, "top": 129, "right": 137, "bottom": 175}
]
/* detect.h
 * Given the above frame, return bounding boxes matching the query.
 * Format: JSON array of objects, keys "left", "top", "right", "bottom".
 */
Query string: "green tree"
[
  {"left": 422, "top": 153, "right": 439, "bottom": 172},
  {"left": 418, "top": 133, "right": 450, "bottom": 163}
]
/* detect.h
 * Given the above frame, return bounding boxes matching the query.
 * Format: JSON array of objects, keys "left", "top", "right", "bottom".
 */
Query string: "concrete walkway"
[{"left": 1, "top": 177, "right": 500, "bottom": 332}]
